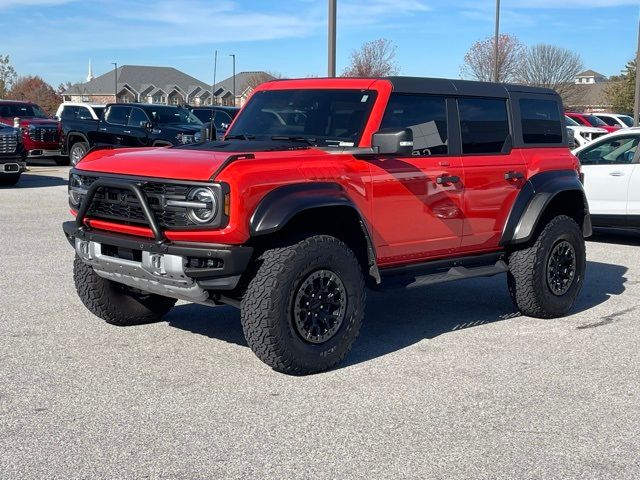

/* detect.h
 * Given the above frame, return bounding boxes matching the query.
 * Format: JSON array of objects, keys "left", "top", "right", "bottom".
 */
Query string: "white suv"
[
  {"left": 565, "top": 115, "right": 608, "bottom": 147},
  {"left": 573, "top": 129, "right": 640, "bottom": 230},
  {"left": 594, "top": 113, "right": 634, "bottom": 129}
]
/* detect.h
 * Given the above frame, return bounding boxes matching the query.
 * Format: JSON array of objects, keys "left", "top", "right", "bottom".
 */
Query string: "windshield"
[
  {"left": 146, "top": 106, "right": 202, "bottom": 126},
  {"left": 0, "top": 103, "right": 48, "bottom": 118},
  {"left": 565, "top": 116, "right": 579, "bottom": 126},
  {"left": 619, "top": 115, "right": 634, "bottom": 127},
  {"left": 227, "top": 89, "right": 378, "bottom": 147},
  {"left": 584, "top": 114, "right": 607, "bottom": 127}
]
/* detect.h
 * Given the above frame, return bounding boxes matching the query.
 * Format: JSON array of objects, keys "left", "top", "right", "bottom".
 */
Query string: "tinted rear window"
[
  {"left": 458, "top": 98, "right": 509, "bottom": 154},
  {"left": 520, "top": 99, "right": 563, "bottom": 144}
]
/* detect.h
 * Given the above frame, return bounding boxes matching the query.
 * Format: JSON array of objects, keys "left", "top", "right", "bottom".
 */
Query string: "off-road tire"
[
  {"left": 54, "top": 156, "right": 70, "bottom": 166},
  {"left": 0, "top": 173, "right": 20, "bottom": 186},
  {"left": 507, "top": 215, "right": 585, "bottom": 318},
  {"left": 73, "top": 255, "right": 177, "bottom": 326},
  {"left": 240, "top": 235, "right": 366, "bottom": 375},
  {"left": 69, "top": 141, "right": 89, "bottom": 166}
]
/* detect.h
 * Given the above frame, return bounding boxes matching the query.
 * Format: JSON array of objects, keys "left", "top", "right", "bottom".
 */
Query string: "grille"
[
  {"left": 0, "top": 133, "right": 18, "bottom": 154},
  {"left": 79, "top": 175, "right": 194, "bottom": 228},
  {"left": 29, "top": 126, "right": 59, "bottom": 143}
]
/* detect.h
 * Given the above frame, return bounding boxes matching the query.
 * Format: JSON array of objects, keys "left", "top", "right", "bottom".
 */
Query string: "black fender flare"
[
  {"left": 501, "top": 170, "right": 591, "bottom": 246},
  {"left": 249, "top": 182, "right": 380, "bottom": 282},
  {"left": 67, "top": 131, "right": 90, "bottom": 147}
]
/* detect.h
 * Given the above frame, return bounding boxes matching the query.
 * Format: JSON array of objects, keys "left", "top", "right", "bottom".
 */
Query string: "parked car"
[
  {"left": 63, "top": 77, "right": 590, "bottom": 375},
  {"left": 593, "top": 113, "right": 634, "bottom": 129},
  {"left": 61, "top": 103, "right": 204, "bottom": 165},
  {"left": 0, "top": 100, "right": 63, "bottom": 165},
  {"left": 0, "top": 122, "right": 27, "bottom": 186},
  {"left": 566, "top": 112, "right": 620, "bottom": 133},
  {"left": 573, "top": 128, "right": 639, "bottom": 230},
  {"left": 188, "top": 105, "right": 239, "bottom": 139},
  {"left": 55, "top": 103, "right": 105, "bottom": 122},
  {"left": 565, "top": 115, "right": 608, "bottom": 147}
]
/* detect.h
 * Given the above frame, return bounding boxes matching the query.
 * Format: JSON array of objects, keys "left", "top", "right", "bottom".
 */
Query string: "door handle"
[
  {"left": 609, "top": 171, "right": 624, "bottom": 177},
  {"left": 123, "top": 130, "right": 131, "bottom": 134},
  {"left": 504, "top": 171, "right": 525, "bottom": 180},
  {"left": 436, "top": 174, "right": 460, "bottom": 185},
  {"left": 99, "top": 128, "right": 107, "bottom": 131}
]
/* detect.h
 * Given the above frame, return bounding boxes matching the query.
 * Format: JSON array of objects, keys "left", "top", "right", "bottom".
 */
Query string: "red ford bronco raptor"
[{"left": 63, "top": 77, "right": 591, "bottom": 375}]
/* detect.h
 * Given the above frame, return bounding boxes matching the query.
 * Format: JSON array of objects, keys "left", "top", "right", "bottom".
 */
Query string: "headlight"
[
  {"left": 68, "top": 174, "right": 86, "bottom": 207},
  {"left": 186, "top": 187, "right": 217, "bottom": 224}
]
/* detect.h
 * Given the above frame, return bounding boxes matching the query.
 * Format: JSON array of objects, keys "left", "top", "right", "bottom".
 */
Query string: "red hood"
[
  {"left": 76, "top": 145, "right": 326, "bottom": 182},
  {"left": 0, "top": 116, "right": 58, "bottom": 127}
]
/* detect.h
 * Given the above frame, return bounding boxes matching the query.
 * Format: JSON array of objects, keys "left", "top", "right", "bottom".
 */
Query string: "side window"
[
  {"left": 578, "top": 136, "right": 639, "bottom": 166},
  {"left": 519, "top": 99, "right": 562, "bottom": 144},
  {"left": 596, "top": 116, "right": 617, "bottom": 127},
  {"left": 213, "top": 111, "right": 233, "bottom": 130},
  {"left": 458, "top": 98, "right": 509, "bottom": 154},
  {"left": 77, "top": 107, "right": 93, "bottom": 120},
  {"left": 61, "top": 106, "right": 80, "bottom": 120},
  {"left": 105, "top": 106, "right": 130, "bottom": 125},
  {"left": 128, "top": 108, "right": 149, "bottom": 127},
  {"left": 572, "top": 115, "right": 588, "bottom": 126},
  {"left": 380, "top": 94, "right": 448, "bottom": 155}
]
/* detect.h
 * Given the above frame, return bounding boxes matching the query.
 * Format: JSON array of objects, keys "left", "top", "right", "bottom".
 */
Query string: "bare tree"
[
  {"left": 517, "top": 44, "right": 583, "bottom": 102},
  {"left": 461, "top": 34, "right": 524, "bottom": 83},
  {"left": 342, "top": 38, "right": 399, "bottom": 77},
  {"left": 0, "top": 54, "right": 18, "bottom": 98},
  {"left": 245, "top": 71, "right": 281, "bottom": 90}
]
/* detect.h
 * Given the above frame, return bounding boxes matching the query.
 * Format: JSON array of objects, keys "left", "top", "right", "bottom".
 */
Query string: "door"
[
  {"left": 124, "top": 107, "right": 150, "bottom": 147},
  {"left": 370, "top": 93, "right": 464, "bottom": 265},
  {"left": 576, "top": 134, "right": 639, "bottom": 227},
  {"left": 628, "top": 164, "right": 640, "bottom": 228},
  {"left": 97, "top": 105, "right": 131, "bottom": 146},
  {"left": 456, "top": 97, "right": 526, "bottom": 252}
]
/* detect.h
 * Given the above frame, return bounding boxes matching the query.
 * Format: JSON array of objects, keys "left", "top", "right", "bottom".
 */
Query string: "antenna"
[{"left": 210, "top": 50, "right": 218, "bottom": 140}]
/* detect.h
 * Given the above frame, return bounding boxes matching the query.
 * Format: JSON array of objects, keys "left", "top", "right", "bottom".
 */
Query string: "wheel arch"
[
  {"left": 501, "top": 170, "right": 592, "bottom": 246},
  {"left": 249, "top": 183, "right": 380, "bottom": 284},
  {"left": 67, "top": 131, "right": 89, "bottom": 148}
]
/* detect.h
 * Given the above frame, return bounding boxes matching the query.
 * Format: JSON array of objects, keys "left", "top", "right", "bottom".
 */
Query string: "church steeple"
[{"left": 86, "top": 59, "right": 94, "bottom": 82}]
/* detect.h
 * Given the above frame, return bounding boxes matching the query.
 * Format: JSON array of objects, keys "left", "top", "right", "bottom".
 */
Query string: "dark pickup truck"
[{"left": 61, "top": 103, "right": 204, "bottom": 165}]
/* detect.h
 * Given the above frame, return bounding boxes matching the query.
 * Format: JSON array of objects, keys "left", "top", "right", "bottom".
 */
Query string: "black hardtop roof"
[{"left": 385, "top": 76, "right": 558, "bottom": 98}]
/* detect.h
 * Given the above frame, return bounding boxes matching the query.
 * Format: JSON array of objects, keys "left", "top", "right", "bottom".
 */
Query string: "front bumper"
[
  {"left": 0, "top": 157, "right": 27, "bottom": 174},
  {"left": 27, "top": 148, "right": 62, "bottom": 158},
  {"left": 63, "top": 221, "right": 253, "bottom": 299}
]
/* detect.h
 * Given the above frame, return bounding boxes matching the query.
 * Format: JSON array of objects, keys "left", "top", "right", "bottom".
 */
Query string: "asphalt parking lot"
[{"left": 1, "top": 164, "right": 639, "bottom": 479}]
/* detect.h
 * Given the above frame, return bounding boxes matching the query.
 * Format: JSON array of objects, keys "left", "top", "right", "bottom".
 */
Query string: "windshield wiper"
[
  {"left": 271, "top": 135, "right": 317, "bottom": 146},
  {"left": 225, "top": 134, "right": 255, "bottom": 140}
]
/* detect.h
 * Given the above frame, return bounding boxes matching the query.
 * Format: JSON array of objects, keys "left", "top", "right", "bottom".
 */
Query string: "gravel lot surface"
[{"left": 1, "top": 164, "right": 639, "bottom": 479}]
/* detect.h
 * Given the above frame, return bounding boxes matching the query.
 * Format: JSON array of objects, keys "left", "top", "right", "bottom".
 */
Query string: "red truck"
[
  {"left": 63, "top": 77, "right": 591, "bottom": 374},
  {"left": 565, "top": 112, "right": 620, "bottom": 134},
  {"left": 0, "top": 100, "right": 64, "bottom": 164}
]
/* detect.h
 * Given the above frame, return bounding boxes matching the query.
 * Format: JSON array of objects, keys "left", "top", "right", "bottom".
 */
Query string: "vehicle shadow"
[
  {"left": 165, "top": 260, "right": 627, "bottom": 367},
  {"left": 588, "top": 229, "right": 640, "bottom": 247},
  {"left": 9, "top": 173, "right": 68, "bottom": 189}
]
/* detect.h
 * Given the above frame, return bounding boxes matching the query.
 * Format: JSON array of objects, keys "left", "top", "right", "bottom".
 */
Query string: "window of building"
[
  {"left": 519, "top": 99, "right": 563, "bottom": 144},
  {"left": 380, "top": 94, "right": 448, "bottom": 155},
  {"left": 458, "top": 98, "right": 509, "bottom": 154}
]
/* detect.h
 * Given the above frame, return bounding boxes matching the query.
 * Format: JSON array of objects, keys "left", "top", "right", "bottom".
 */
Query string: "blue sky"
[{"left": 0, "top": 0, "right": 638, "bottom": 87}]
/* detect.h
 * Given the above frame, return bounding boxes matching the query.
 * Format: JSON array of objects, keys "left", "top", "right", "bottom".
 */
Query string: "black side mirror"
[{"left": 371, "top": 128, "right": 414, "bottom": 156}]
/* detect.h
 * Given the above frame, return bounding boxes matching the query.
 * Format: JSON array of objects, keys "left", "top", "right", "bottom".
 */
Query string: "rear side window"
[
  {"left": 520, "top": 99, "right": 562, "bottom": 144},
  {"left": 61, "top": 106, "right": 80, "bottom": 120},
  {"left": 458, "top": 98, "right": 509, "bottom": 154},
  {"left": 105, "top": 106, "right": 130, "bottom": 125},
  {"left": 380, "top": 94, "right": 448, "bottom": 155}
]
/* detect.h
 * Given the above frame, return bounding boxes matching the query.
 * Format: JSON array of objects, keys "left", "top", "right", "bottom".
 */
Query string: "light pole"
[
  {"left": 494, "top": 0, "right": 500, "bottom": 83},
  {"left": 229, "top": 54, "right": 236, "bottom": 107},
  {"left": 112, "top": 62, "right": 118, "bottom": 101},
  {"left": 328, "top": 0, "right": 337, "bottom": 77},
  {"left": 634, "top": 19, "right": 639, "bottom": 127}
]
